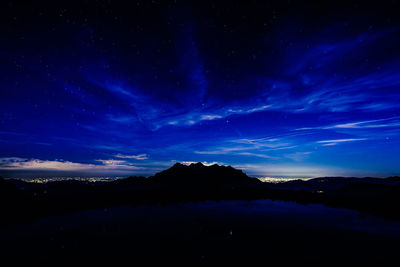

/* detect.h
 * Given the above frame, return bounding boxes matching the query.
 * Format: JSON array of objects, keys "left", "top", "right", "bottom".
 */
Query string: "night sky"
[{"left": 1, "top": 0, "right": 400, "bottom": 178}]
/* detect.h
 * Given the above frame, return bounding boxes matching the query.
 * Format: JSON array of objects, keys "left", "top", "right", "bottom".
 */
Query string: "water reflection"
[{"left": 2, "top": 199, "right": 400, "bottom": 250}]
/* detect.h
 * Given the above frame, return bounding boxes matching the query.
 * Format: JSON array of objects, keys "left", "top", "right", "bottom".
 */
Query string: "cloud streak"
[
  {"left": 114, "top": 153, "right": 149, "bottom": 160},
  {"left": 0, "top": 157, "right": 142, "bottom": 172},
  {"left": 75, "top": 25, "right": 400, "bottom": 134},
  {"left": 316, "top": 138, "right": 367, "bottom": 146},
  {"left": 297, "top": 116, "right": 400, "bottom": 132}
]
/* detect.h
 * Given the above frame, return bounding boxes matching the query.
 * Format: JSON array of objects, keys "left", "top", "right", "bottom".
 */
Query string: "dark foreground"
[
  {"left": 1, "top": 200, "right": 400, "bottom": 265},
  {"left": 1, "top": 163, "right": 400, "bottom": 264}
]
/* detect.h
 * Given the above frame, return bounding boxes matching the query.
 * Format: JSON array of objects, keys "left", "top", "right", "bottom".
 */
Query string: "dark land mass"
[
  {"left": 2, "top": 162, "right": 400, "bottom": 223},
  {"left": 1, "top": 162, "right": 400, "bottom": 264}
]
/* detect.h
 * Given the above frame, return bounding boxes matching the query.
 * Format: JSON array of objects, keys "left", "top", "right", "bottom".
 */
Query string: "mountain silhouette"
[
  {"left": 2, "top": 163, "right": 400, "bottom": 225},
  {"left": 150, "top": 162, "right": 261, "bottom": 187}
]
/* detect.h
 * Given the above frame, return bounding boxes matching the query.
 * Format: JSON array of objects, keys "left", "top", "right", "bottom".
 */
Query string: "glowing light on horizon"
[{"left": 258, "top": 177, "right": 313, "bottom": 183}]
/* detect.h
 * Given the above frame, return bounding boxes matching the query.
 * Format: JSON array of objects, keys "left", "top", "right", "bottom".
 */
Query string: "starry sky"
[{"left": 1, "top": 0, "right": 400, "bottom": 178}]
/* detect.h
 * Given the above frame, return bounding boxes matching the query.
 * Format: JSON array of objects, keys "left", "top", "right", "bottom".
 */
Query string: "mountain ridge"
[
  {"left": 149, "top": 162, "right": 261, "bottom": 187},
  {"left": 1, "top": 163, "right": 400, "bottom": 224}
]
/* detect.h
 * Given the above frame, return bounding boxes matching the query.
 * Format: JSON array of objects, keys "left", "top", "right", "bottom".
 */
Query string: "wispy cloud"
[
  {"left": 194, "top": 148, "right": 278, "bottom": 159},
  {"left": 296, "top": 116, "right": 400, "bottom": 131},
  {"left": 114, "top": 153, "right": 149, "bottom": 160},
  {"left": 327, "top": 117, "right": 400, "bottom": 129},
  {"left": 194, "top": 148, "right": 246, "bottom": 155},
  {"left": 0, "top": 157, "right": 142, "bottom": 171},
  {"left": 200, "top": 114, "right": 222, "bottom": 121},
  {"left": 194, "top": 136, "right": 296, "bottom": 159},
  {"left": 236, "top": 152, "right": 279, "bottom": 159},
  {"left": 78, "top": 26, "right": 400, "bottom": 133},
  {"left": 106, "top": 114, "right": 136, "bottom": 124},
  {"left": 232, "top": 138, "right": 292, "bottom": 150},
  {"left": 316, "top": 138, "right": 367, "bottom": 146}
]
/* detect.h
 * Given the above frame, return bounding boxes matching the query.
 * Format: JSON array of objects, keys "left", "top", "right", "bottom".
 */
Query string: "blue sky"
[{"left": 0, "top": 1, "right": 400, "bottom": 178}]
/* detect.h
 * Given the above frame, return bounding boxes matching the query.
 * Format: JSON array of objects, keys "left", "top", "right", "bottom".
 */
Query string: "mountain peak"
[
  {"left": 172, "top": 162, "right": 185, "bottom": 168},
  {"left": 189, "top": 162, "right": 204, "bottom": 167},
  {"left": 150, "top": 162, "right": 260, "bottom": 186}
]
